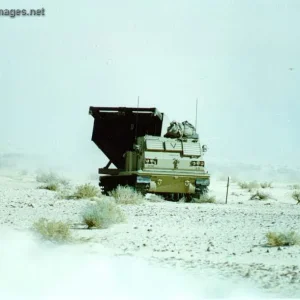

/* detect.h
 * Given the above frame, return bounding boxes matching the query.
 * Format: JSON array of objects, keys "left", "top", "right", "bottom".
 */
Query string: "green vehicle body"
[{"left": 89, "top": 106, "right": 210, "bottom": 201}]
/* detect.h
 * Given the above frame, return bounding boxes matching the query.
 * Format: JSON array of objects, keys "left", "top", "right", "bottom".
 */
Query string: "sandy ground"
[{"left": 1, "top": 168, "right": 300, "bottom": 299}]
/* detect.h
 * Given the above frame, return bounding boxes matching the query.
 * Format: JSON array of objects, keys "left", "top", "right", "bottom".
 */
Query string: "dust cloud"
[{"left": 0, "top": 228, "right": 270, "bottom": 300}]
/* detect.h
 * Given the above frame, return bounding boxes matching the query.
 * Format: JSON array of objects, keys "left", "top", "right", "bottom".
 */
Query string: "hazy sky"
[{"left": 1, "top": 0, "right": 299, "bottom": 172}]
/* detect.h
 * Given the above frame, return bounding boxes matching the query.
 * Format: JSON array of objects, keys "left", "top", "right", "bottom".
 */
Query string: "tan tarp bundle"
[{"left": 164, "top": 121, "right": 196, "bottom": 138}]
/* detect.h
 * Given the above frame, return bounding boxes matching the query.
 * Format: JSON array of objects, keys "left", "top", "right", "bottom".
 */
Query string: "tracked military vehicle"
[{"left": 89, "top": 106, "right": 210, "bottom": 201}]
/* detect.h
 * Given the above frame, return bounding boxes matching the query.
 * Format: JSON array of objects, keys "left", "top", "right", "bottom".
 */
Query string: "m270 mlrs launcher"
[{"left": 89, "top": 106, "right": 210, "bottom": 201}]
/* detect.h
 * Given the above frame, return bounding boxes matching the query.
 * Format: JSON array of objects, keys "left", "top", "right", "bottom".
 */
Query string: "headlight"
[
  {"left": 190, "top": 161, "right": 205, "bottom": 167},
  {"left": 145, "top": 158, "right": 157, "bottom": 165}
]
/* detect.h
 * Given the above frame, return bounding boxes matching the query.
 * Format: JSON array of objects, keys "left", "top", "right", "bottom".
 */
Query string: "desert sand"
[{"left": 0, "top": 168, "right": 300, "bottom": 299}]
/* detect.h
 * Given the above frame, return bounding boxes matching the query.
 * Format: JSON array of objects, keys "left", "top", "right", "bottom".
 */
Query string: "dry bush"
[
  {"left": 260, "top": 182, "right": 273, "bottom": 188},
  {"left": 291, "top": 190, "right": 300, "bottom": 204},
  {"left": 36, "top": 171, "right": 58, "bottom": 183},
  {"left": 39, "top": 183, "right": 59, "bottom": 191},
  {"left": 82, "top": 197, "right": 126, "bottom": 229},
  {"left": 238, "top": 181, "right": 260, "bottom": 191},
  {"left": 109, "top": 185, "right": 145, "bottom": 205},
  {"left": 237, "top": 181, "right": 249, "bottom": 189},
  {"left": 33, "top": 218, "right": 72, "bottom": 243},
  {"left": 249, "top": 190, "right": 270, "bottom": 201},
  {"left": 290, "top": 184, "right": 300, "bottom": 190},
  {"left": 192, "top": 193, "right": 216, "bottom": 203},
  {"left": 67, "top": 183, "right": 100, "bottom": 199},
  {"left": 36, "top": 171, "right": 70, "bottom": 191},
  {"left": 266, "top": 231, "right": 300, "bottom": 247}
]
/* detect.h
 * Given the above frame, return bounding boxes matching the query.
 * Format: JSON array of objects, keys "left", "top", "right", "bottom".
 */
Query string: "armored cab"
[{"left": 89, "top": 106, "right": 210, "bottom": 201}]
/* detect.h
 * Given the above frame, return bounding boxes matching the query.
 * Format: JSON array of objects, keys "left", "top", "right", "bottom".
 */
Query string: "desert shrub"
[
  {"left": 291, "top": 190, "right": 300, "bottom": 204},
  {"left": 36, "top": 171, "right": 57, "bottom": 183},
  {"left": 260, "top": 182, "right": 273, "bottom": 188},
  {"left": 266, "top": 231, "right": 300, "bottom": 247},
  {"left": 290, "top": 184, "right": 300, "bottom": 190},
  {"left": 238, "top": 181, "right": 260, "bottom": 191},
  {"left": 36, "top": 171, "right": 70, "bottom": 190},
  {"left": 237, "top": 181, "right": 248, "bottom": 189},
  {"left": 249, "top": 190, "right": 270, "bottom": 201},
  {"left": 109, "top": 185, "right": 145, "bottom": 205},
  {"left": 67, "top": 183, "right": 100, "bottom": 199},
  {"left": 33, "top": 218, "right": 72, "bottom": 243},
  {"left": 82, "top": 198, "right": 126, "bottom": 229},
  {"left": 192, "top": 193, "right": 216, "bottom": 203},
  {"left": 39, "top": 183, "right": 59, "bottom": 191}
]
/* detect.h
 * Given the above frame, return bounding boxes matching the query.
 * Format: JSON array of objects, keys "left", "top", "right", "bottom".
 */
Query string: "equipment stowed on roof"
[{"left": 164, "top": 120, "right": 199, "bottom": 140}]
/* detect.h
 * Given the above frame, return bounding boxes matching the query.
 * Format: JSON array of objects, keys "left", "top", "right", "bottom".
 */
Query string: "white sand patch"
[
  {"left": 0, "top": 168, "right": 299, "bottom": 298},
  {"left": 0, "top": 227, "right": 267, "bottom": 300}
]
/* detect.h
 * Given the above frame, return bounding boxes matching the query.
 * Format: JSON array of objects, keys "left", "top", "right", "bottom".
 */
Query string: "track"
[{"left": 100, "top": 176, "right": 208, "bottom": 202}]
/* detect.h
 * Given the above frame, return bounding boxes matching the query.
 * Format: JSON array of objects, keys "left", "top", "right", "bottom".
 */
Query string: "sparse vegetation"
[
  {"left": 249, "top": 190, "right": 270, "bottom": 201},
  {"left": 66, "top": 183, "right": 100, "bottom": 199},
  {"left": 109, "top": 185, "right": 145, "bottom": 205},
  {"left": 289, "top": 184, "right": 300, "bottom": 190},
  {"left": 82, "top": 197, "right": 126, "bottom": 229},
  {"left": 265, "top": 231, "right": 300, "bottom": 247},
  {"left": 36, "top": 171, "right": 70, "bottom": 191},
  {"left": 39, "top": 183, "right": 59, "bottom": 191},
  {"left": 291, "top": 190, "right": 300, "bottom": 204},
  {"left": 33, "top": 218, "right": 72, "bottom": 243},
  {"left": 260, "top": 182, "right": 273, "bottom": 188},
  {"left": 238, "top": 181, "right": 260, "bottom": 191},
  {"left": 238, "top": 181, "right": 272, "bottom": 190},
  {"left": 192, "top": 193, "right": 216, "bottom": 203}
]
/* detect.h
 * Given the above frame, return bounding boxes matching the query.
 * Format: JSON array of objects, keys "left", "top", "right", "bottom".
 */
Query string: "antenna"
[
  {"left": 195, "top": 98, "right": 198, "bottom": 131},
  {"left": 134, "top": 96, "right": 140, "bottom": 141}
]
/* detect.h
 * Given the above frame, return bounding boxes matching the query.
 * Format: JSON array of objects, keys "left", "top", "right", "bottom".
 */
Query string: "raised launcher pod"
[{"left": 89, "top": 106, "right": 210, "bottom": 201}]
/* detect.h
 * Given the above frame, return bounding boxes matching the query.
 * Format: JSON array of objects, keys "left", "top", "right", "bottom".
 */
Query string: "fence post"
[{"left": 225, "top": 176, "right": 230, "bottom": 204}]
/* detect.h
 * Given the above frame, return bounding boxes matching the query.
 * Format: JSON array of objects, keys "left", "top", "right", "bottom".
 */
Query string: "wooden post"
[{"left": 225, "top": 176, "right": 230, "bottom": 204}]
